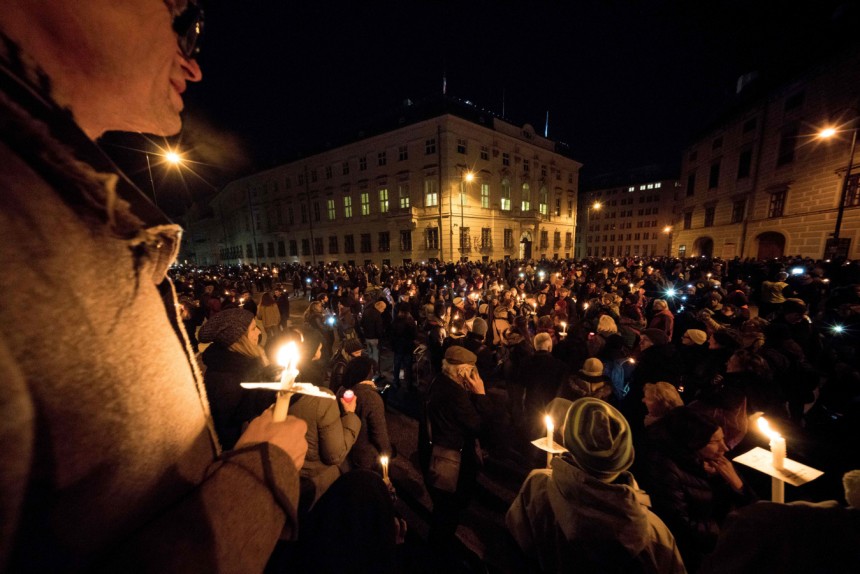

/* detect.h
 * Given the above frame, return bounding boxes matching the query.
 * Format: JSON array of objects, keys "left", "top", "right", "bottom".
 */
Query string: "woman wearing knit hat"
[
  {"left": 643, "top": 406, "right": 756, "bottom": 572},
  {"left": 199, "top": 308, "right": 276, "bottom": 449},
  {"left": 559, "top": 357, "right": 614, "bottom": 404},
  {"left": 506, "top": 397, "right": 685, "bottom": 573}
]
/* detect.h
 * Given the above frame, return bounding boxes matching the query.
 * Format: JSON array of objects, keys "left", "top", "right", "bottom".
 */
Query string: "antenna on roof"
[
  {"left": 545, "top": 111, "right": 549, "bottom": 138},
  {"left": 501, "top": 88, "right": 506, "bottom": 117}
]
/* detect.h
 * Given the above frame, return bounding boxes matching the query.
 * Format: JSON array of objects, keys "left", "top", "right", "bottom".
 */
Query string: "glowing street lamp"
[
  {"left": 818, "top": 124, "right": 857, "bottom": 257},
  {"left": 662, "top": 225, "right": 673, "bottom": 257},
  {"left": 583, "top": 201, "right": 601, "bottom": 259},
  {"left": 145, "top": 147, "right": 185, "bottom": 208},
  {"left": 460, "top": 170, "right": 475, "bottom": 257}
]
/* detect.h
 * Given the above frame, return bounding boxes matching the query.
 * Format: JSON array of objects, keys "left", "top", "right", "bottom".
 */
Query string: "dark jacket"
[
  {"left": 201, "top": 344, "right": 274, "bottom": 450},
  {"left": 521, "top": 351, "right": 570, "bottom": 433},
  {"left": 360, "top": 306, "right": 385, "bottom": 340},
  {"left": 275, "top": 293, "right": 290, "bottom": 326},
  {"left": 336, "top": 383, "right": 392, "bottom": 471},
  {"left": 462, "top": 333, "right": 497, "bottom": 383},
  {"left": 390, "top": 314, "right": 418, "bottom": 355}
]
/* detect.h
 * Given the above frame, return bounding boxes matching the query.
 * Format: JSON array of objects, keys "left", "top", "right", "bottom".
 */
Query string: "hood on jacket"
[{"left": 546, "top": 455, "right": 651, "bottom": 556}]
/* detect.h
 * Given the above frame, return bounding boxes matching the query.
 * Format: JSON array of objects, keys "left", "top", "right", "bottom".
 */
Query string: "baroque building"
[{"left": 191, "top": 97, "right": 582, "bottom": 266}]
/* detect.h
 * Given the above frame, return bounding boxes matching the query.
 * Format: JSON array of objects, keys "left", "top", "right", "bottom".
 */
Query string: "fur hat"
[
  {"left": 444, "top": 346, "right": 477, "bottom": 365},
  {"left": 560, "top": 397, "right": 634, "bottom": 482},
  {"left": 579, "top": 357, "right": 605, "bottom": 381},
  {"left": 683, "top": 329, "right": 708, "bottom": 346},
  {"left": 199, "top": 308, "right": 255, "bottom": 347},
  {"left": 471, "top": 317, "right": 488, "bottom": 337}
]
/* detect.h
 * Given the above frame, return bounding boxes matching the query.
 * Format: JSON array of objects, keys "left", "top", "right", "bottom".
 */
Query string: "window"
[
  {"left": 361, "top": 192, "right": 370, "bottom": 216},
  {"left": 481, "top": 183, "right": 489, "bottom": 209},
  {"left": 342, "top": 161, "right": 349, "bottom": 175},
  {"left": 360, "top": 233, "right": 372, "bottom": 252},
  {"left": 328, "top": 236, "right": 339, "bottom": 254},
  {"left": 777, "top": 125, "right": 799, "bottom": 166},
  {"left": 398, "top": 183, "right": 410, "bottom": 209},
  {"left": 504, "top": 228, "right": 514, "bottom": 249},
  {"left": 267, "top": 242, "right": 275, "bottom": 257},
  {"left": 313, "top": 238, "right": 323, "bottom": 255},
  {"left": 300, "top": 203, "right": 307, "bottom": 223},
  {"left": 678, "top": 244, "right": 686, "bottom": 258},
  {"left": 278, "top": 240, "right": 286, "bottom": 257},
  {"left": 285, "top": 176, "right": 292, "bottom": 189},
  {"left": 297, "top": 173, "right": 304, "bottom": 185},
  {"left": 555, "top": 197, "right": 561, "bottom": 217},
  {"left": 425, "top": 138, "right": 436, "bottom": 155},
  {"left": 459, "top": 227, "right": 471, "bottom": 250},
  {"left": 500, "top": 179, "right": 511, "bottom": 211},
  {"left": 344, "top": 234, "right": 355, "bottom": 253},
  {"left": 481, "top": 227, "right": 492, "bottom": 248},
  {"left": 553, "top": 231, "right": 561, "bottom": 248},
  {"left": 502, "top": 152, "right": 510, "bottom": 166},
  {"left": 737, "top": 148, "right": 753, "bottom": 179},
  {"left": 845, "top": 173, "right": 860, "bottom": 207},
  {"left": 523, "top": 159, "right": 530, "bottom": 173},
  {"left": 359, "top": 156, "right": 367, "bottom": 171},
  {"left": 480, "top": 145, "right": 489, "bottom": 160},
  {"left": 426, "top": 227, "right": 439, "bottom": 250},
  {"left": 540, "top": 230, "right": 548, "bottom": 249},
  {"left": 325, "top": 165, "right": 332, "bottom": 179},
  {"left": 301, "top": 239, "right": 310, "bottom": 256},
  {"left": 378, "top": 151, "right": 386, "bottom": 166},
  {"left": 567, "top": 199, "right": 573, "bottom": 218},
  {"left": 683, "top": 211, "right": 693, "bottom": 230},
  {"left": 379, "top": 188, "right": 389, "bottom": 213},
  {"left": 378, "top": 231, "right": 390, "bottom": 252},
  {"left": 565, "top": 232, "right": 572, "bottom": 248},
  {"left": 704, "top": 206, "right": 715, "bottom": 227},
  {"left": 708, "top": 161, "right": 720, "bottom": 189},
  {"left": 768, "top": 190, "right": 786, "bottom": 218},
  {"left": 310, "top": 170, "right": 317, "bottom": 183},
  {"left": 343, "top": 196, "right": 353, "bottom": 218},
  {"left": 398, "top": 145, "right": 408, "bottom": 161},
  {"left": 732, "top": 199, "right": 746, "bottom": 223},
  {"left": 521, "top": 183, "right": 531, "bottom": 211},
  {"left": 539, "top": 187, "right": 548, "bottom": 215},
  {"left": 424, "top": 179, "right": 438, "bottom": 207},
  {"left": 288, "top": 206, "right": 294, "bottom": 225},
  {"left": 327, "top": 199, "right": 336, "bottom": 220},
  {"left": 686, "top": 172, "right": 696, "bottom": 197},
  {"left": 289, "top": 240, "right": 297, "bottom": 256},
  {"left": 400, "top": 230, "right": 412, "bottom": 251},
  {"left": 457, "top": 138, "right": 467, "bottom": 154},
  {"left": 312, "top": 201, "right": 320, "bottom": 222}
]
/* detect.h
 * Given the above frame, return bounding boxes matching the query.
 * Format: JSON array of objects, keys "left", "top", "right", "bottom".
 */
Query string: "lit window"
[
  {"left": 399, "top": 183, "right": 410, "bottom": 209},
  {"left": 521, "top": 183, "right": 531, "bottom": 211},
  {"left": 424, "top": 179, "right": 438, "bottom": 207},
  {"left": 481, "top": 183, "right": 489, "bottom": 208},
  {"left": 379, "top": 188, "right": 389, "bottom": 213},
  {"left": 327, "top": 199, "right": 336, "bottom": 220},
  {"left": 655, "top": 182, "right": 661, "bottom": 188},
  {"left": 539, "top": 186, "right": 548, "bottom": 215},
  {"left": 343, "top": 196, "right": 352, "bottom": 218},
  {"left": 501, "top": 179, "right": 511, "bottom": 211},
  {"left": 361, "top": 192, "right": 370, "bottom": 216}
]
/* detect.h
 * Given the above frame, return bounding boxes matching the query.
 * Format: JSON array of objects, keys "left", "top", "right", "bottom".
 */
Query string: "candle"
[
  {"left": 342, "top": 389, "right": 355, "bottom": 403},
  {"left": 757, "top": 417, "right": 786, "bottom": 470},
  {"left": 545, "top": 415, "right": 554, "bottom": 468},
  {"left": 380, "top": 455, "right": 390, "bottom": 481},
  {"left": 561, "top": 321, "right": 567, "bottom": 334},
  {"left": 272, "top": 342, "right": 300, "bottom": 421}
]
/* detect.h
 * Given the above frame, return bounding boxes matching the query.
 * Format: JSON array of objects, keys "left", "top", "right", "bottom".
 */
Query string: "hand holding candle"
[
  {"left": 545, "top": 415, "right": 554, "bottom": 468},
  {"left": 273, "top": 342, "right": 300, "bottom": 422}
]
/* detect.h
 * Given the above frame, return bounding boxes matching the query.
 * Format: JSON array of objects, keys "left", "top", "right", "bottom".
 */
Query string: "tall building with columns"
[{"left": 190, "top": 96, "right": 582, "bottom": 266}]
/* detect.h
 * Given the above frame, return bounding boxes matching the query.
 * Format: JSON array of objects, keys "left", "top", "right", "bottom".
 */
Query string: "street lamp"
[
  {"left": 583, "top": 201, "right": 601, "bottom": 258},
  {"left": 145, "top": 147, "right": 184, "bottom": 208},
  {"left": 460, "top": 170, "right": 474, "bottom": 259},
  {"left": 662, "top": 225, "right": 673, "bottom": 257},
  {"left": 818, "top": 124, "right": 857, "bottom": 258}
]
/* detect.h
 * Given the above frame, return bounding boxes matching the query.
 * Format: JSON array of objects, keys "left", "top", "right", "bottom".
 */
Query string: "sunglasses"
[{"left": 172, "top": 0, "right": 204, "bottom": 59}]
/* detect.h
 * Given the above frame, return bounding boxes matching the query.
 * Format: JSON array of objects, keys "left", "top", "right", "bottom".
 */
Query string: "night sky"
[{"left": 102, "top": 0, "right": 858, "bottom": 215}]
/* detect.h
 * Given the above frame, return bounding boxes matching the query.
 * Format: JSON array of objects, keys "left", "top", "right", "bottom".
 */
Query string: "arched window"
[
  {"left": 521, "top": 183, "right": 531, "bottom": 211},
  {"left": 501, "top": 179, "right": 511, "bottom": 211},
  {"left": 539, "top": 186, "right": 548, "bottom": 215}
]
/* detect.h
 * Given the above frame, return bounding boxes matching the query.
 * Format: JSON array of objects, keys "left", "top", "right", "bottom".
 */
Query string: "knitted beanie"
[
  {"left": 562, "top": 397, "right": 634, "bottom": 482},
  {"left": 471, "top": 317, "right": 489, "bottom": 337},
  {"left": 198, "top": 308, "right": 254, "bottom": 347}
]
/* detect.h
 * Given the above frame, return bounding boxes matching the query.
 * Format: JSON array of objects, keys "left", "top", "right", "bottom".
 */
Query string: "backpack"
[{"left": 604, "top": 358, "right": 632, "bottom": 400}]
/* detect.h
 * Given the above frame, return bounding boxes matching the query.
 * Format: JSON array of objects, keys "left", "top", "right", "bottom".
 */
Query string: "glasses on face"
[{"left": 172, "top": 0, "right": 204, "bottom": 59}]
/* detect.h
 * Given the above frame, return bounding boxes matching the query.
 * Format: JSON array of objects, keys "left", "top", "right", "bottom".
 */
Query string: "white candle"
[
  {"left": 561, "top": 321, "right": 567, "bottom": 334},
  {"left": 273, "top": 342, "right": 300, "bottom": 422},
  {"left": 757, "top": 417, "right": 786, "bottom": 471},
  {"left": 380, "top": 455, "right": 390, "bottom": 481},
  {"left": 545, "top": 415, "right": 554, "bottom": 468}
]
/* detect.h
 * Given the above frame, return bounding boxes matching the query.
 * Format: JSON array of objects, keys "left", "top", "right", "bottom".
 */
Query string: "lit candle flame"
[
  {"left": 545, "top": 415, "right": 554, "bottom": 435},
  {"left": 757, "top": 416, "right": 780, "bottom": 440},
  {"left": 277, "top": 341, "right": 299, "bottom": 374}
]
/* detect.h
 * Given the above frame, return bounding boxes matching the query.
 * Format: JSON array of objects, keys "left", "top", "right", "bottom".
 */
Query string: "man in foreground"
[{"left": 0, "top": 1, "right": 308, "bottom": 571}]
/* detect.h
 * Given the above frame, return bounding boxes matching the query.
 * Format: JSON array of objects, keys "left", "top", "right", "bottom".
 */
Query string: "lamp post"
[
  {"left": 663, "top": 225, "right": 673, "bottom": 257},
  {"left": 583, "top": 201, "right": 601, "bottom": 258},
  {"left": 819, "top": 125, "right": 857, "bottom": 258}
]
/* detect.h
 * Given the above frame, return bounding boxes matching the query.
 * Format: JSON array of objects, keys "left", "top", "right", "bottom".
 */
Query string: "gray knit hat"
[
  {"left": 199, "top": 308, "right": 255, "bottom": 347},
  {"left": 560, "top": 397, "right": 634, "bottom": 482}
]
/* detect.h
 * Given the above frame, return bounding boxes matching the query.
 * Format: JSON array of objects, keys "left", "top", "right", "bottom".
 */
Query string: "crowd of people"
[
  {"left": 3, "top": 3, "right": 859, "bottom": 573},
  {"left": 167, "top": 254, "right": 860, "bottom": 572}
]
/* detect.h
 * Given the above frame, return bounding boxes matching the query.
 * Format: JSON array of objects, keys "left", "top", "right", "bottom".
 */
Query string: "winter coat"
[
  {"left": 287, "top": 389, "right": 361, "bottom": 510},
  {"left": 336, "top": 383, "right": 392, "bottom": 471},
  {"left": 256, "top": 302, "right": 281, "bottom": 330},
  {"left": 648, "top": 309, "right": 675, "bottom": 340},
  {"left": 361, "top": 306, "right": 385, "bottom": 339},
  {"left": 390, "top": 314, "right": 418, "bottom": 355},
  {"left": 558, "top": 374, "right": 614, "bottom": 404},
  {"left": 202, "top": 344, "right": 275, "bottom": 449},
  {"left": 521, "top": 351, "right": 570, "bottom": 432},
  {"left": 0, "top": 50, "right": 299, "bottom": 573},
  {"left": 506, "top": 455, "right": 686, "bottom": 574}
]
